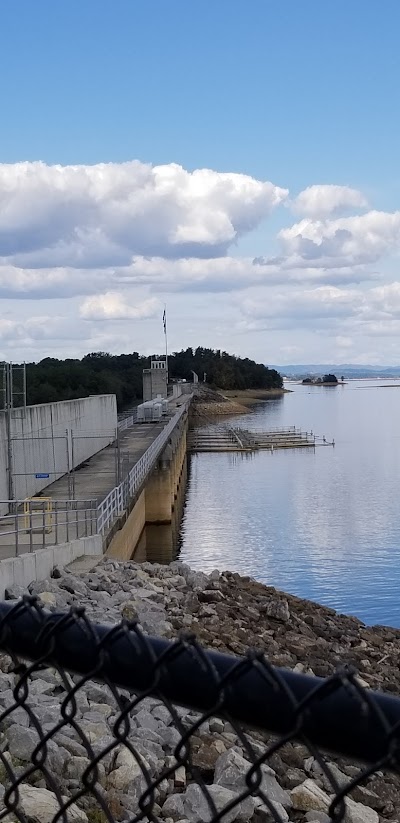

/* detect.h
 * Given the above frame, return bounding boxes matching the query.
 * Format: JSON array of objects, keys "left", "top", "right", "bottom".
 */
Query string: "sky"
[{"left": 1, "top": 0, "right": 400, "bottom": 366}]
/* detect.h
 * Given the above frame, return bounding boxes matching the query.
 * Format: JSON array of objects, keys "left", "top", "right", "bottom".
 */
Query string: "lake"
[{"left": 178, "top": 379, "right": 400, "bottom": 627}]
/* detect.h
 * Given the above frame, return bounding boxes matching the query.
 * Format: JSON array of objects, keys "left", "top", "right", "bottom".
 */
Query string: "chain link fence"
[{"left": 0, "top": 598, "right": 398, "bottom": 823}]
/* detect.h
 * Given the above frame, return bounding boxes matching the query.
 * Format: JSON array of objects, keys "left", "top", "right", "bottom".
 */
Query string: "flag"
[{"left": 163, "top": 309, "right": 167, "bottom": 334}]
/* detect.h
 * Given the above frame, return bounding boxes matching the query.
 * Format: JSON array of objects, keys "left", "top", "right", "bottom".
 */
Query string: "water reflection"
[
  {"left": 178, "top": 380, "right": 400, "bottom": 628},
  {"left": 133, "top": 459, "right": 188, "bottom": 564}
]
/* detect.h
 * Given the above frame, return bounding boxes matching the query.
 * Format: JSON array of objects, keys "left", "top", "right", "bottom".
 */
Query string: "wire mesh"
[{"left": 0, "top": 597, "right": 398, "bottom": 823}]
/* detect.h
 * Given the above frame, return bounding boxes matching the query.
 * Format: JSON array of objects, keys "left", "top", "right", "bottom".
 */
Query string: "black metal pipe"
[{"left": 0, "top": 601, "right": 398, "bottom": 768}]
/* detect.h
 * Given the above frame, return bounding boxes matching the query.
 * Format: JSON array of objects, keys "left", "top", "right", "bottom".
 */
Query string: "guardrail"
[
  {"left": 97, "top": 403, "right": 188, "bottom": 535},
  {"left": 0, "top": 498, "right": 97, "bottom": 555},
  {"left": 117, "top": 410, "right": 137, "bottom": 431}
]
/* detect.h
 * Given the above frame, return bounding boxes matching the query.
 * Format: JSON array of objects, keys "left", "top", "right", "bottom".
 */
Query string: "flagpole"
[{"left": 163, "top": 305, "right": 168, "bottom": 387}]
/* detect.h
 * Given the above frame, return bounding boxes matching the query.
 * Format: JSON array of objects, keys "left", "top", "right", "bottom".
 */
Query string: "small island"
[{"left": 302, "top": 373, "right": 343, "bottom": 386}]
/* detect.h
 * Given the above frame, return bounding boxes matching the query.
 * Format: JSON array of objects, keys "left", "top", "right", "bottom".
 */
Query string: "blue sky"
[{"left": 1, "top": 0, "right": 400, "bottom": 364}]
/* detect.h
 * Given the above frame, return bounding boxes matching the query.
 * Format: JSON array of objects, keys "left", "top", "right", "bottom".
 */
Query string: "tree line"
[
  {"left": 171, "top": 348, "right": 282, "bottom": 392},
  {"left": 302, "top": 373, "right": 339, "bottom": 385},
  {"left": 16, "top": 348, "right": 282, "bottom": 410}
]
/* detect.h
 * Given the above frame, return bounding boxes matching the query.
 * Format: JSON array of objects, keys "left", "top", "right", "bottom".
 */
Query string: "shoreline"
[
  {"left": 191, "top": 386, "right": 288, "bottom": 417},
  {"left": 222, "top": 387, "right": 289, "bottom": 406}
]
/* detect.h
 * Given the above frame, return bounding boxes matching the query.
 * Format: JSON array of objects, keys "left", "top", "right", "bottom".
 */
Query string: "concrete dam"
[{"left": 0, "top": 389, "right": 191, "bottom": 596}]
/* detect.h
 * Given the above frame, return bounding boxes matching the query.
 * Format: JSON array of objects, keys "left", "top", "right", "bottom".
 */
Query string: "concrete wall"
[
  {"left": 0, "top": 534, "right": 103, "bottom": 599},
  {"left": 142, "top": 371, "right": 152, "bottom": 403},
  {"left": 0, "top": 395, "right": 117, "bottom": 509},
  {"left": 179, "top": 383, "right": 193, "bottom": 395},
  {"left": 106, "top": 490, "right": 146, "bottom": 561},
  {"left": 143, "top": 368, "right": 168, "bottom": 401},
  {"left": 172, "top": 382, "right": 192, "bottom": 397}
]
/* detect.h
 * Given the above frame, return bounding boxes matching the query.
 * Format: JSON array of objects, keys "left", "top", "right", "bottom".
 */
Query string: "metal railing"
[
  {"left": 0, "top": 498, "right": 97, "bottom": 555},
  {"left": 97, "top": 404, "right": 188, "bottom": 534},
  {"left": 117, "top": 410, "right": 138, "bottom": 431},
  {"left": 0, "top": 598, "right": 398, "bottom": 823}
]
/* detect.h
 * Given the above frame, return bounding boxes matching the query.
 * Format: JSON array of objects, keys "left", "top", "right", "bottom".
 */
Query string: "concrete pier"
[{"left": 145, "top": 456, "right": 174, "bottom": 524}]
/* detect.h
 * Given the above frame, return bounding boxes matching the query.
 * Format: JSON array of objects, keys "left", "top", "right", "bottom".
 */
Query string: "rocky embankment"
[
  {"left": 191, "top": 388, "right": 248, "bottom": 417},
  {"left": 1, "top": 561, "right": 400, "bottom": 823}
]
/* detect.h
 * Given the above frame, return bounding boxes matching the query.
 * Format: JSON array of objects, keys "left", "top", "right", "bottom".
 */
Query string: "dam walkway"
[{"left": 0, "top": 400, "right": 190, "bottom": 559}]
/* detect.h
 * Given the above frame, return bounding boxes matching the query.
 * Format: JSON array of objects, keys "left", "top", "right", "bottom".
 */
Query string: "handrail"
[
  {"left": 97, "top": 403, "right": 188, "bottom": 535},
  {"left": 117, "top": 412, "right": 137, "bottom": 431},
  {"left": 0, "top": 498, "right": 98, "bottom": 554}
]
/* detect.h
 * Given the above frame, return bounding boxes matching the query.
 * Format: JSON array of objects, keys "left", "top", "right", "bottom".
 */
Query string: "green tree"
[{"left": 19, "top": 347, "right": 282, "bottom": 410}]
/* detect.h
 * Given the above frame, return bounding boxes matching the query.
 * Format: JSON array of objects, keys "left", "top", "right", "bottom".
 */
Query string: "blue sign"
[{"left": 35, "top": 473, "right": 50, "bottom": 479}]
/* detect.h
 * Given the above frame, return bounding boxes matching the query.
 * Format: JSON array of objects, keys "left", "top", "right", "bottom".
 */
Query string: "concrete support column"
[
  {"left": 179, "top": 429, "right": 186, "bottom": 473},
  {"left": 169, "top": 430, "right": 180, "bottom": 506},
  {"left": 145, "top": 445, "right": 173, "bottom": 524}
]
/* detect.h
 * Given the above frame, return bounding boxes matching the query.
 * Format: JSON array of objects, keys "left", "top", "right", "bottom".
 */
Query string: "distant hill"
[{"left": 271, "top": 364, "right": 400, "bottom": 379}]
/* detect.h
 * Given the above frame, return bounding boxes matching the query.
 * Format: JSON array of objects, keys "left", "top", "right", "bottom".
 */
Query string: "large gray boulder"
[
  {"left": 214, "top": 748, "right": 291, "bottom": 810},
  {"left": 11, "top": 785, "right": 87, "bottom": 823},
  {"left": 183, "top": 783, "right": 252, "bottom": 823},
  {"left": 107, "top": 747, "right": 149, "bottom": 793},
  {"left": 290, "top": 780, "right": 330, "bottom": 813},
  {"left": 344, "top": 797, "right": 379, "bottom": 823},
  {"left": 162, "top": 793, "right": 186, "bottom": 821},
  {"left": 5, "top": 725, "right": 39, "bottom": 761}
]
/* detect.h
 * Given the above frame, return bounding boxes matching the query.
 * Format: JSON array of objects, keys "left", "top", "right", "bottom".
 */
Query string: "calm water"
[{"left": 178, "top": 380, "right": 400, "bottom": 627}]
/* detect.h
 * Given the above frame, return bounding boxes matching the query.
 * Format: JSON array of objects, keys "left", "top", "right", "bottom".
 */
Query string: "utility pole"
[
  {"left": 5, "top": 363, "right": 14, "bottom": 501},
  {"left": 2, "top": 361, "right": 27, "bottom": 503}
]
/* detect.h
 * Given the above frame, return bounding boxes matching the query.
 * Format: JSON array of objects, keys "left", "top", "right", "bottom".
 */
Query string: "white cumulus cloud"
[
  {"left": 79, "top": 292, "right": 161, "bottom": 321},
  {"left": 279, "top": 210, "right": 400, "bottom": 268},
  {"left": 1, "top": 157, "right": 400, "bottom": 363},
  {"left": 291, "top": 185, "right": 368, "bottom": 218},
  {"left": 0, "top": 161, "right": 288, "bottom": 265}
]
